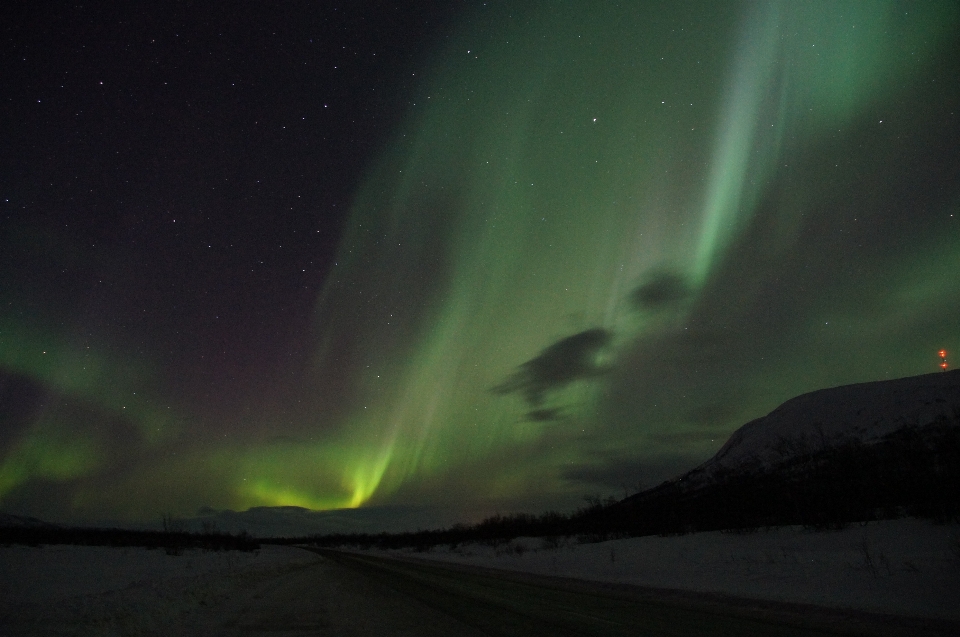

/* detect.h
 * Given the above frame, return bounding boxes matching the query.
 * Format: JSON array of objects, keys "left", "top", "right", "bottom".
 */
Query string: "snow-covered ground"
[
  {"left": 370, "top": 518, "right": 960, "bottom": 621},
  {"left": 0, "top": 543, "right": 319, "bottom": 635},
  {"left": 1, "top": 518, "right": 957, "bottom": 635}
]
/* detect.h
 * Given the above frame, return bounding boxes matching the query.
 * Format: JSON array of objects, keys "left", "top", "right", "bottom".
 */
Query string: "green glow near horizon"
[
  {"left": 0, "top": 320, "right": 181, "bottom": 505},
  {"left": 0, "top": 320, "right": 179, "bottom": 443},
  {"left": 0, "top": 418, "right": 101, "bottom": 500}
]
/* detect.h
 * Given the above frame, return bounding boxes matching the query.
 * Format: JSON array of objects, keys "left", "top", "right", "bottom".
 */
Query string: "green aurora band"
[
  {"left": 304, "top": 1, "right": 959, "bottom": 512},
  {"left": 2, "top": 1, "right": 958, "bottom": 522}
]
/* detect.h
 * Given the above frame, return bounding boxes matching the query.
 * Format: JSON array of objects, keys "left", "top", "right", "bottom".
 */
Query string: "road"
[{"left": 191, "top": 547, "right": 959, "bottom": 637}]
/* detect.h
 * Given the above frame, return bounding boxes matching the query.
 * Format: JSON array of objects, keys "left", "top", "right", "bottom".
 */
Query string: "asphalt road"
[{"left": 299, "top": 548, "right": 959, "bottom": 637}]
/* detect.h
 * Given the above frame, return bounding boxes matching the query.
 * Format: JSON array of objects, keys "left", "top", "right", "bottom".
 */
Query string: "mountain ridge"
[
  {"left": 686, "top": 369, "right": 960, "bottom": 483},
  {"left": 608, "top": 369, "right": 960, "bottom": 533}
]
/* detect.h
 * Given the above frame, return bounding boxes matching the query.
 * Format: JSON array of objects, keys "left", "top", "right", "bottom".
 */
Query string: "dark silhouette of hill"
[
  {"left": 593, "top": 369, "right": 960, "bottom": 535},
  {"left": 0, "top": 517, "right": 259, "bottom": 552},
  {"left": 0, "top": 512, "right": 60, "bottom": 529}
]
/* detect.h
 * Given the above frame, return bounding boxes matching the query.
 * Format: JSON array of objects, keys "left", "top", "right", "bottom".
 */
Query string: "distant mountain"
[
  {"left": 607, "top": 370, "right": 960, "bottom": 533},
  {"left": 0, "top": 512, "right": 60, "bottom": 529},
  {"left": 185, "top": 504, "right": 463, "bottom": 538}
]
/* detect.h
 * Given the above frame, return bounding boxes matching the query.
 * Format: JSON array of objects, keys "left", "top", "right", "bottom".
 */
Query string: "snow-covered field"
[
  {"left": 372, "top": 518, "right": 960, "bottom": 622},
  {"left": 0, "top": 543, "right": 319, "bottom": 635},
  {"left": 1, "top": 518, "right": 957, "bottom": 635}
]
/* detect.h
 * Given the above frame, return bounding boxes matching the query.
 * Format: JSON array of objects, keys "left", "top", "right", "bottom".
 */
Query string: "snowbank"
[
  {"left": 372, "top": 518, "right": 960, "bottom": 621},
  {"left": 1, "top": 518, "right": 957, "bottom": 635},
  {"left": 0, "top": 544, "right": 317, "bottom": 635}
]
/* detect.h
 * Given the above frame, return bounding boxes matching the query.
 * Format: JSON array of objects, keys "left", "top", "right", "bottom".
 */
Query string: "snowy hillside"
[
  {"left": 0, "top": 544, "right": 320, "bottom": 635},
  {"left": 604, "top": 370, "right": 960, "bottom": 534},
  {"left": 691, "top": 369, "right": 960, "bottom": 481},
  {"left": 375, "top": 518, "right": 960, "bottom": 623}
]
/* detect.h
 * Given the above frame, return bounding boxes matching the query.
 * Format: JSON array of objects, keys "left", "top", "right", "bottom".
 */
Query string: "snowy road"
[
  {"left": 188, "top": 548, "right": 488, "bottom": 636},
  {"left": 4, "top": 541, "right": 958, "bottom": 635},
  {"left": 194, "top": 548, "right": 958, "bottom": 637}
]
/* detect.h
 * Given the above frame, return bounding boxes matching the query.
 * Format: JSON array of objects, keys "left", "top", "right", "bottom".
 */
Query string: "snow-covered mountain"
[
  {"left": 688, "top": 369, "right": 960, "bottom": 482},
  {"left": 609, "top": 370, "right": 960, "bottom": 533}
]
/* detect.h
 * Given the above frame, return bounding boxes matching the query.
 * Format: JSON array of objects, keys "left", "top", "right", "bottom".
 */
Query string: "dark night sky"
[
  {"left": 1, "top": 1, "right": 959, "bottom": 528},
  {"left": 3, "top": 1, "right": 456, "bottom": 415}
]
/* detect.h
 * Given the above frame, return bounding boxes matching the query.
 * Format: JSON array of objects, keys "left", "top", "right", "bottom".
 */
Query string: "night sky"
[{"left": 2, "top": 1, "right": 958, "bottom": 528}]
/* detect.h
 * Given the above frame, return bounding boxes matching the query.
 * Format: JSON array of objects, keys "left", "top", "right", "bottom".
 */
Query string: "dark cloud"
[
  {"left": 560, "top": 457, "right": 645, "bottom": 493},
  {"left": 493, "top": 328, "right": 612, "bottom": 406},
  {"left": 523, "top": 407, "right": 564, "bottom": 422},
  {"left": 0, "top": 371, "right": 49, "bottom": 451},
  {"left": 631, "top": 270, "right": 690, "bottom": 310},
  {"left": 560, "top": 450, "right": 709, "bottom": 494},
  {"left": 0, "top": 370, "right": 146, "bottom": 463},
  {"left": 685, "top": 400, "right": 748, "bottom": 429}
]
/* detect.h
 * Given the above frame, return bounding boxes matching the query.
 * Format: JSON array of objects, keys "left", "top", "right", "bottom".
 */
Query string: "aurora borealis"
[{"left": 2, "top": 1, "right": 959, "bottom": 530}]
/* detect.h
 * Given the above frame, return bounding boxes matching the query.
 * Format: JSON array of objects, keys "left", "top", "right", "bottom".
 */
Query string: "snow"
[
  {"left": 1, "top": 518, "right": 957, "bottom": 634},
  {"left": 693, "top": 369, "right": 960, "bottom": 478},
  {"left": 0, "top": 544, "right": 319, "bottom": 635},
  {"left": 369, "top": 518, "right": 960, "bottom": 621}
]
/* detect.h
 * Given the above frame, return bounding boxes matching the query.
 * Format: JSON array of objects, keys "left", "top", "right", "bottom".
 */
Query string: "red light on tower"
[{"left": 940, "top": 349, "right": 948, "bottom": 371}]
